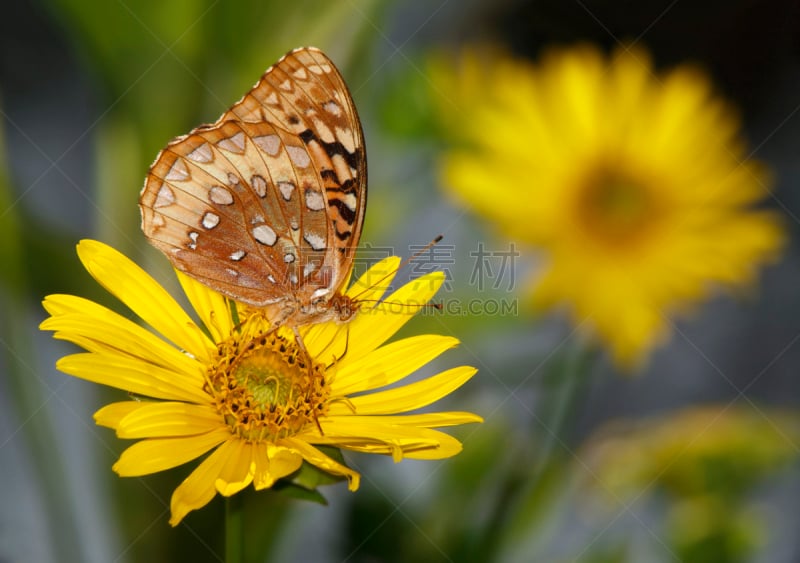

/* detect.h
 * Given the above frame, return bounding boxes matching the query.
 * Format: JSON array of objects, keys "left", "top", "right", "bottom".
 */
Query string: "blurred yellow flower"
[
  {"left": 433, "top": 45, "right": 785, "bottom": 367},
  {"left": 41, "top": 240, "right": 481, "bottom": 525}
]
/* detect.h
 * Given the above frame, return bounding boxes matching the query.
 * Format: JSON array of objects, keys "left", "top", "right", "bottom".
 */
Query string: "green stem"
[
  {"left": 225, "top": 494, "right": 245, "bottom": 563},
  {"left": 475, "top": 342, "right": 595, "bottom": 562},
  {"left": 534, "top": 342, "right": 592, "bottom": 473}
]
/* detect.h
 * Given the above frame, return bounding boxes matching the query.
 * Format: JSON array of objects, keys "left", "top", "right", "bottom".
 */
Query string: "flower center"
[
  {"left": 575, "top": 164, "right": 661, "bottom": 246},
  {"left": 207, "top": 326, "right": 329, "bottom": 441}
]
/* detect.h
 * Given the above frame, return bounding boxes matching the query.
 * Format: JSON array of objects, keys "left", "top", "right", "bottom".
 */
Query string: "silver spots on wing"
[
  {"left": 154, "top": 184, "right": 175, "bottom": 208},
  {"left": 187, "top": 143, "right": 213, "bottom": 163},
  {"left": 264, "top": 91, "right": 278, "bottom": 105},
  {"left": 209, "top": 185, "right": 234, "bottom": 205},
  {"left": 323, "top": 100, "right": 342, "bottom": 117},
  {"left": 304, "top": 232, "right": 326, "bottom": 251},
  {"left": 252, "top": 225, "right": 277, "bottom": 246},
  {"left": 188, "top": 231, "right": 199, "bottom": 249},
  {"left": 311, "top": 287, "right": 330, "bottom": 299},
  {"left": 202, "top": 212, "right": 220, "bottom": 229},
  {"left": 286, "top": 145, "right": 310, "bottom": 168},
  {"left": 283, "top": 252, "right": 295, "bottom": 263},
  {"left": 227, "top": 173, "right": 241, "bottom": 186},
  {"left": 217, "top": 132, "right": 246, "bottom": 154},
  {"left": 165, "top": 159, "right": 190, "bottom": 181},
  {"left": 230, "top": 249, "right": 246, "bottom": 261},
  {"left": 308, "top": 63, "right": 332, "bottom": 75},
  {"left": 278, "top": 181, "right": 295, "bottom": 201},
  {"left": 305, "top": 189, "right": 325, "bottom": 211},
  {"left": 253, "top": 134, "right": 281, "bottom": 156},
  {"left": 251, "top": 175, "right": 268, "bottom": 197}
]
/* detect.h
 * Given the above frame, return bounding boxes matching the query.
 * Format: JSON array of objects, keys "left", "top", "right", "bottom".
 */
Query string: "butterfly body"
[
  {"left": 140, "top": 47, "right": 366, "bottom": 331},
  {"left": 269, "top": 291, "right": 359, "bottom": 333}
]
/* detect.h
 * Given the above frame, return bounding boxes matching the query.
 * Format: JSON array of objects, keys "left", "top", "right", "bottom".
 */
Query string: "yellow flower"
[
  {"left": 433, "top": 45, "right": 785, "bottom": 367},
  {"left": 41, "top": 240, "right": 481, "bottom": 525}
]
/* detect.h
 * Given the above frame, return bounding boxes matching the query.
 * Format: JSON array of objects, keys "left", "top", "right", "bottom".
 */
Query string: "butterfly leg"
[
  {"left": 293, "top": 327, "right": 325, "bottom": 436},
  {"left": 336, "top": 323, "right": 351, "bottom": 365}
]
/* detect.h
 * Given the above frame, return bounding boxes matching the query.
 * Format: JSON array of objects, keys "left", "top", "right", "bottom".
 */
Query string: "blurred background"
[{"left": 1, "top": 1, "right": 799, "bottom": 561}]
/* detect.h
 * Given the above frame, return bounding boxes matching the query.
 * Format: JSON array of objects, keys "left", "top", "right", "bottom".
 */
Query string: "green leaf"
[
  {"left": 280, "top": 445, "right": 349, "bottom": 494},
  {"left": 273, "top": 482, "right": 329, "bottom": 505}
]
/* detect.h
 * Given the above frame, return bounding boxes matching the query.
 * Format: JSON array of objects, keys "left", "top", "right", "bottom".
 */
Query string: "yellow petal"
[
  {"left": 391, "top": 431, "right": 465, "bottom": 460},
  {"left": 282, "top": 438, "right": 360, "bottom": 490},
  {"left": 302, "top": 419, "right": 467, "bottom": 461},
  {"left": 345, "top": 272, "right": 445, "bottom": 358},
  {"left": 76, "top": 240, "right": 213, "bottom": 362},
  {"left": 113, "top": 427, "right": 230, "bottom": 476},
  {"left": 325, "top": 412, "right": 484, "bottom": 428},
  {"left": 41, "top": 295, "right": 203, "bottom": 377},
  {"left": 252, "top": 443, "right": 274, "bottom": 490},
  {"left": 169, "top": 438, "right": 235, "bottom": 526},
  {"left": 57, "top": 353, "right": 209, "bottom": 404},
  {"left": 215, "top": 439, "right": 254, "bottom": 496},
  {"left": 116, "top": 402, "right": 222, "bottom": 438},
  {"left": 346, "top": 256, "right": 402, "bottom": 302},
  {"left": 329, "top": 366, "right": 477, "bottom": 415},
  {"left": 94, "top": 401, "right": 147, "bottom": 428},
  {"left": 333, "top": 334, "right": 459, "bottom": 395},
  {"left": 302, "top": 322, "right": 347, "bottom": 362},
  {"left": 175, "top": 269, "right": 234, "bottom": 343},
  {"left": 250, "top": 444, "right": 304, "bottom": 490},
  {"left": 305, "top": 419, "right": 438, "bottom": 449},
  {"left": 267, "top": 444, "right": 304, "bottom": 480}
]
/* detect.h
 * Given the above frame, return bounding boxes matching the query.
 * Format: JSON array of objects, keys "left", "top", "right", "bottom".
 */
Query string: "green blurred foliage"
[
  {"left": 377, "top": 55, "right": 439, "bottom": 141},
  {"left": 1, "top": 115, "right": 89, "bottom": 562},
  {"left": 580, "top": 405, "right": 800, "bottom": 563},
  {"left": 0, "top": 122, "right": 23, "bottom": 298}
]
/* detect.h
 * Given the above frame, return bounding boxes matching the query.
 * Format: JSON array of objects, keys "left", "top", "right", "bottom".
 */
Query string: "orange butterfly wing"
[{"left": 140, "top": 47, "right": 366, "bottom": 312}]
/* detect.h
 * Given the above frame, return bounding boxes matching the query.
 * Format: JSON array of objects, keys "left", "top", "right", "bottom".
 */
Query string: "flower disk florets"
[{"left": 208, "top": 321, "right": 329, "bottom": 441}]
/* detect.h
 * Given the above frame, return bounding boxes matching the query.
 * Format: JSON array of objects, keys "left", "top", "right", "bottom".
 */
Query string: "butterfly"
[{"left": 139, "top": 47, "right": 367, "bottom": 334}]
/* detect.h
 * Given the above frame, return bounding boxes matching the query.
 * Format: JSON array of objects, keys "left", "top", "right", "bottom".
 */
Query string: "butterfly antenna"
[
  {"left": 350, "top": 234, "right": 444, "bottom": 302},
  {"left": 353, "top": 298, "right": 442, "bottom": 312}
]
